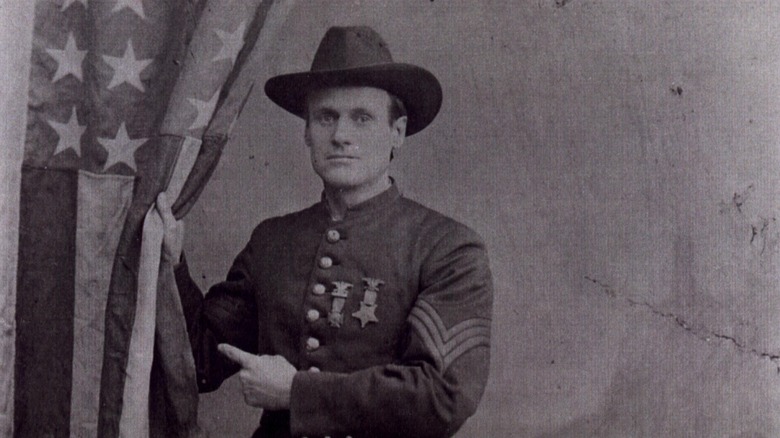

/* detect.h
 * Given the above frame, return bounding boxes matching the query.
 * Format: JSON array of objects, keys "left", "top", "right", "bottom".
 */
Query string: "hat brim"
[{"left": 264, "top": 63, "right": 442, "bottom": 136}]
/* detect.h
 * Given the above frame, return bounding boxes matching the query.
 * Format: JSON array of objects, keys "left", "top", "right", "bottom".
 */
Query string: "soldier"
[{"left": 157, "top": 26, "right": 493, "bottom": 438}]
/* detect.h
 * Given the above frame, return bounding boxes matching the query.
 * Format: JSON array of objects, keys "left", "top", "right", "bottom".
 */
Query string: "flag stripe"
[
  {"left": 150, "top": 244, "right": 200, "bottom": 436},
  {"left": 15, "top": 166, "right": 78, "bottom": 437},
  {"left": 97, "top": 135, "right": 182, "bottom": 438},
  {"left": 171, "top": 134, "right": 228, "bottom": 218},
  {"left": 119, "top": 135, "right": 200, "bottom": 437},
  {"left": 70, "top": 171, "right": 134, "bottom": 438},
  {"left": 119, "top": 207, "right": 164, "bottom": 437}
]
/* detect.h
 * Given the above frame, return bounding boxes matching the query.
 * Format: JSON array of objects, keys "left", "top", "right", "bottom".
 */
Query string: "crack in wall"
[
  {"left": 584, "top": 276, "right": 780, "bottom": 372},
  {"left": 554, "top": 0, "right": 575, "bottom": 7},
  {"left": 750, "top": 216, "right": 776, "bottom": 256},
  {"left": 733, "top": 184, "right": 753, "bottom": 214}
]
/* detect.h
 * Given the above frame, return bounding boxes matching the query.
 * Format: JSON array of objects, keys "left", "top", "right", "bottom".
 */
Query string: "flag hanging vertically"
[{"left": 7, "top": 0, "right": 296, "bottom": 436}]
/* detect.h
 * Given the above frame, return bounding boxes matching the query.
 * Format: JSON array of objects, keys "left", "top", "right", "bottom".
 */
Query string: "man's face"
[{"left": 305, "top": 86, "right": 406, "bottom": 195}]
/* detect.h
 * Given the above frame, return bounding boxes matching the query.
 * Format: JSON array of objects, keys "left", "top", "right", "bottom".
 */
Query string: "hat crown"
[{"left": 311, "top": 26, "right": 393, "bottom": 71}]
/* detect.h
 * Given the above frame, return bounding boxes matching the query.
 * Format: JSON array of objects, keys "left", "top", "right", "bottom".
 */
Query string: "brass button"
[
  {"left": 319, "top": 256, "right": 333, "bottom": 269},
  {"left": 312, "top": 283, "right": 326, "bottom": 295},
  {"left": 306, "top": 337, "right": 320, "bottom": 351},
  {"left": 306, "top": 309, "right": 320, "bottom": 322},
  {"left": 309, "top": 366, "right": 321, "bottom": 373},
  {"left": 326, "top": 229, "right": 340, "bottom": 243}
]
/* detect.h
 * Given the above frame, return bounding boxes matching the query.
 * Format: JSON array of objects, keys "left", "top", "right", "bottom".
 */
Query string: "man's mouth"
[{"left": 326, "top": 155, "right": 358, "bottom": 160}]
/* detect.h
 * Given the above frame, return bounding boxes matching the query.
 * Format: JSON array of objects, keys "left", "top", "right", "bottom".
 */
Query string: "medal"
[
  {"left": 328, "top": 281, "right": 352, "bottom": 328},
  {"left": 352, "top": 277, "right": 384, "bottom": 328}
]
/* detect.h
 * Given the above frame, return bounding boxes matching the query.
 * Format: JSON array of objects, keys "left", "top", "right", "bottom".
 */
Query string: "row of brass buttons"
[{"left": 304, "top": 229, "right": 341, "bottom": 369}]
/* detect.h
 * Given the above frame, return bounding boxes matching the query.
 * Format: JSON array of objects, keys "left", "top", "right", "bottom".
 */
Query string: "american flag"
[{"left": 3, "top": 0, "right": 295, "bottom": 436}]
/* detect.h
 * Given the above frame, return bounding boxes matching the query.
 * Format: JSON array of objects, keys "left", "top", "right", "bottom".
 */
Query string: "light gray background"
[{"left": 182, "top": 1, "right": 780, "bottom": 436}]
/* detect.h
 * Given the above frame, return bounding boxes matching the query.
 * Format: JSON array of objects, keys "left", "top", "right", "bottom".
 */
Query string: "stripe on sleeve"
[{"left": 408, "top": 299, "right": 490, "bottom": 372}]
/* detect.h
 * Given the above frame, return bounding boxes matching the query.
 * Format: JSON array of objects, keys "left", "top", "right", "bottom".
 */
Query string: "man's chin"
[
  {"left": 319, "top": 176, "right": 359, "bottom": 190},
  {"left": 317, "top": 169, "right": 362, "bottom": 188}
]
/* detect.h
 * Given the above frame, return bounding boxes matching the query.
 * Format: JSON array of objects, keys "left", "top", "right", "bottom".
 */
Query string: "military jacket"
[{"left": 175, "top": 185, "right": 493, "bottom": 438}]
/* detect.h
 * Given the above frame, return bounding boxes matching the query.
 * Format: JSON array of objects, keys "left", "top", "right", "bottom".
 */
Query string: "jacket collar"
[{"left": 320, "top": 182, "right": 401, "bottom": 222}]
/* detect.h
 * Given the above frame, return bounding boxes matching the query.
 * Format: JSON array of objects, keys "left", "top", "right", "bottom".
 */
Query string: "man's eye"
[
  {"left": 356, "top": 114, "right": 373, "bottom": 123},
  {"left": 317, "top": 114, "right": 335, "bottom": 124}
]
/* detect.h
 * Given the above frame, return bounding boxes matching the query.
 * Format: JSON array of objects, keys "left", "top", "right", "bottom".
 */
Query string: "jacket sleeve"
[
  {"left": 174, "top": 243, "right": 259, "bottom": 393},
  {"left": 289, "top": 224, "right": 493, "bottom": 438}
]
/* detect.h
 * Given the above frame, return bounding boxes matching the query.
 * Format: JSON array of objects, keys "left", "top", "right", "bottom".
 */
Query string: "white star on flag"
[
  {"left": 97, "top": 122, "right": 147, "bottom": 172},
  {"left": 111, "top": 0, "right": 146, "bottom": 19},
  {"left": 103, "top": 40, "right": 153, "bottom": 92},
  {"left": 187, "top": 90, "right": 220, "bottom": 130},
  {"left": 61, "top": 0, "right": 88, "bottom": 11},
  {"left": 213, "top": 21, "right": 247, "bottom": 63},
  {"left": 49, "top": 107, "right": 86, "bottom": 157},
  {"left": 46, "top": 33, "right": 87, "bottom": 82}
]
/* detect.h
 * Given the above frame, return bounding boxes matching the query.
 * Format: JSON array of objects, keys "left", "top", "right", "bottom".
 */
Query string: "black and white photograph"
[{"left": 1, "top": 1, "right": 779, "bottom": 437}]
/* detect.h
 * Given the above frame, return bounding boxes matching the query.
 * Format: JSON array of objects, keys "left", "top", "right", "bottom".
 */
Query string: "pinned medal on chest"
[
  {"left": 352, "top": 277, "right": 384, "bottom": 328},
  {"left": 328, "top": 281, "right": 352, "bottom": 328}
]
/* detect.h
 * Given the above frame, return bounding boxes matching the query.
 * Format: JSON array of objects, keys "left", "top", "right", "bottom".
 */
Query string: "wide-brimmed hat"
[{"left": 264, "top": 26, "right": 442, "bottom": 136}]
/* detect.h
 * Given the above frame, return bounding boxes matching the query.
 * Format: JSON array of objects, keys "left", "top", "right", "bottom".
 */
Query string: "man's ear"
[{"left": 391, "top": 116, "right": 407, "bottom": 149}]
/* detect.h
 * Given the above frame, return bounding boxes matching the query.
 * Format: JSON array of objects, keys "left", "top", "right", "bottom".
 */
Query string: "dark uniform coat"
[{"left": 175, "top": 185, "right": 493, "bottom": 438}]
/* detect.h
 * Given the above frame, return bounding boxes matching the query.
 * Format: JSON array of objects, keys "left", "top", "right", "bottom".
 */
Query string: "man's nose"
[{"left": 331, "top": 119, "right": 353, "bottom": 146}]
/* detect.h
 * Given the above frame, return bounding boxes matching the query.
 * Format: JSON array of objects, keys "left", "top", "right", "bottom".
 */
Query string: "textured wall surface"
[
  {"left": 183, "top": 1, "right": 780, "bottom": 436},
  {"left": 0, "top": 2, "right": 35, "bottom": 435}
]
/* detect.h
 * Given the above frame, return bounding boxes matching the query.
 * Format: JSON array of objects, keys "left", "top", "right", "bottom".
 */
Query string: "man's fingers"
[
  {"left": 155, "top": 192, "right": 177, "bottom": 226},
  {"left": 218, "top": 343, "right": 255, "bottom": 367}
]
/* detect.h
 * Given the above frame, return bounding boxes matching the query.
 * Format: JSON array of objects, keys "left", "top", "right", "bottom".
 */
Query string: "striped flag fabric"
[{"left": 3, "top": 0, "right": 296, "bottom": 436}]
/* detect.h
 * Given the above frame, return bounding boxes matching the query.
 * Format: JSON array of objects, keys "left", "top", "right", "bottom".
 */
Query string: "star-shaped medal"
[{"left": 352, "top": 302, "right": 379, "bottom": 328}]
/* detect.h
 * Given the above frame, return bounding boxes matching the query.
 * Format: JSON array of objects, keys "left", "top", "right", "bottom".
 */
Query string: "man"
[{"left": 157, "top": 26, "right": 493, "bottom": 438}]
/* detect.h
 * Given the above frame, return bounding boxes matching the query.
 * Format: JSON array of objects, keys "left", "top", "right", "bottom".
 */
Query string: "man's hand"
[
  {"left": 218, "top": 343, "right": 296, "bottom": 410},
  {"left": 156, "top": 192, "right": 184, "bottom": 263}
]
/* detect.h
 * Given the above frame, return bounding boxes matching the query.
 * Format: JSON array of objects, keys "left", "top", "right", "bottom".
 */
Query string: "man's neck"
[{"left": 323, "top": 177, "right": 392, "bottom": 221}]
